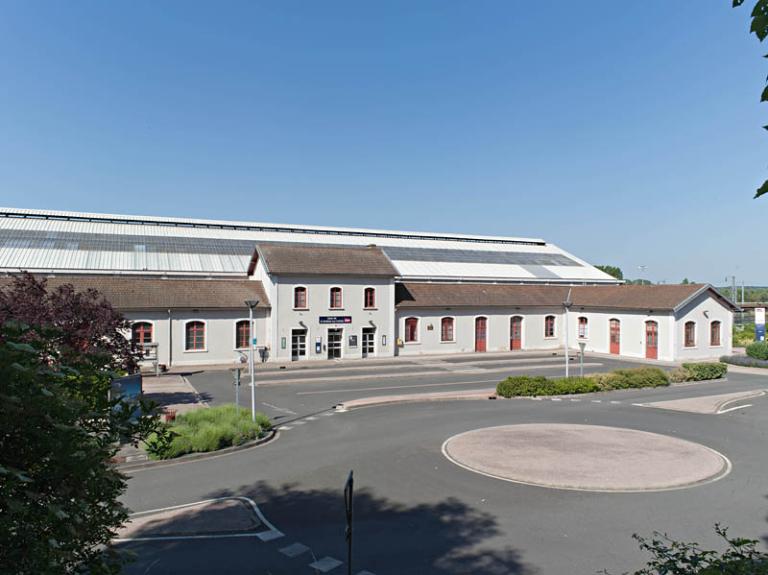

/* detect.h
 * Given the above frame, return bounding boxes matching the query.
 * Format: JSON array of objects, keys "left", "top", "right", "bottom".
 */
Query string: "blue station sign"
[{"left": 319, "top": 316, "right": 352, "bottom": 324}]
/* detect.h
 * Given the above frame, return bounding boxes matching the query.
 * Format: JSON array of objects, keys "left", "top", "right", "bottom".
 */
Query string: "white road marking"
[
  {"left": 551, "top": 398, "right": 562, "bottom": 402},
  {"left": 291, "top": 421, "right": 306, "bottom": 426},
  {"left": 115, "top": 496, "right": 283, "bottom": 543},
  {"left": 717, "top": 403, "right": 752, "bottom": 414},
  {"left": 279, "top": 542, "right": 310, "bottom": 558},
  {"left": 262, "top": 402, "right": 298, "bottom": 415},
  {"left": 320, "top": 412, "right": 335, "bottom": 416},
  {"left": 591, "top": 400, "right": 602, "bottom": 403},
  {"left": 570, "top": 399, "right": 581, "bottom": 402},
  {"left": 309, "top": 557, "right": 344, "bottom": 572},
  {"left": 277, "top": 426, "right": 292, "bottom": 431},
  {"left": 305, "top": 416, "right": 318, "bottom": 421},
  {"left": 610, "top": 401, "right": 622, "bottom": 404}
]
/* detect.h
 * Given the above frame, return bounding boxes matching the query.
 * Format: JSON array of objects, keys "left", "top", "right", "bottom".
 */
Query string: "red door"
[
  {"left": 609, "top": 319, "right": 621, "bottom": 355},
  {"left": 510, "top": 316, "right": 522, "bottom": 350},
  {"left": 475, "top": 317, "right": 487, "bottom": 352},
  {"left": 645, "top": 321, "right": 658, "bottom": 360}
]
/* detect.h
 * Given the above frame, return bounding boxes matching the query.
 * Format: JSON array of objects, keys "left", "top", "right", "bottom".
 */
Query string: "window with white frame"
[
  {"left": 441, "top": 317, "right": 455, "bottom": 342},
  {"left": 131, "top": 322, "right": 153, "bottom": 345},
  {"left": 330, "top": 287, "right": 342, "bottom": 309},
  {"left": 185, "top": 321, "right": 206, "bottom": 351},
  {"left": 578, "top": 316, "right": 588, "bottom": 339}
]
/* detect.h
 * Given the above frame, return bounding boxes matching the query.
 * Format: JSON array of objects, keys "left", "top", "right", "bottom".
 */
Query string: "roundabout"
[{"left": 442, "top": 423, "right": 731, "bottom": 492}]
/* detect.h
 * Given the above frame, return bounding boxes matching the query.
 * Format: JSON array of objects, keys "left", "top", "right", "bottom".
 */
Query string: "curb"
[{"left": 114, "top": 429, "right": 278, "bottom": 473}]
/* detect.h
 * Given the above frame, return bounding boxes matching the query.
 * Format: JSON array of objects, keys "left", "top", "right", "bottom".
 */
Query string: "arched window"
[
  {"left": 441, "top": 317, "right": 455, "bottom": 342},
  {"left": 131, "top": 322, "right": 153, "bottom": 345},
  {"left": 544, "top": 315, "right": 556, "bottom": 338},
  {"left": 578, "top": 317, "right": 588, "bottom": 339},
  {"left": 235, "top": 320, "right": 250, "bottom": 349},
  {"left": 710, "top": 321, "right": 721, "bottom": 346},
  {"left": 404, "top": 317, "right": 419, "bottom": 343},
  {"left": 684, "top": 321, "right": 696, "bottom": 348},
  {"left": 185, "top": 321, "right": 206, "bottom": 351},
  {"left": 364, "top": 287, "right": 376, "bottom": 309},
  {"left": 294, "top": 286, "right": 307, "bottom": 309},
  {"left": 330, "top": 287, "right": 343, "bottom": 309}
]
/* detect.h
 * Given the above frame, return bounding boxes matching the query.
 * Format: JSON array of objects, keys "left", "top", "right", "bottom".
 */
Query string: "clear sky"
[{"left": 0, "top": 1, "right": 765, "bottom": 284}]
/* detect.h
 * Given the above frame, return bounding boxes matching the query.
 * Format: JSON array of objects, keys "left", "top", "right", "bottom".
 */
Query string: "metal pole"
[
  {"left": 234, "top": 368, "right": 240, "bottom": 415},
  {"left": 249, "top": 305, "right": 256, "bottom": 423},
  {"left": 345, "top": 471, "right": 354, "bottom": 575},
  {"left": 579, "top": 346, "right": 584, "bottom": 378},
  {"left": 564, "top": 310, "right": 569, "bottom": 378}
]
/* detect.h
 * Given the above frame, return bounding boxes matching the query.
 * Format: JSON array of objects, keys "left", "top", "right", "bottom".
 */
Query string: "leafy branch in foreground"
[
  {"left": 603, "top": 524, "right": 768, "bottom": 574},
  {"left": 733, "top": 0, "right": 768, "bottom": 198}
]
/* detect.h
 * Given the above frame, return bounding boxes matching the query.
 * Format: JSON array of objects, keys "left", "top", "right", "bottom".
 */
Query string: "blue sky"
[{"left": 0, "top": 1, "right": 765, "bottom": 284}]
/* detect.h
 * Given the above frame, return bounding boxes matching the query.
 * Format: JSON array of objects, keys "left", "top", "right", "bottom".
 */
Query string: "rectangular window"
[
  {"left": 710, "top": 321, "right": 721, "bottom": 346},
  {"left": 441, "top": 317, "right": 454, "bottom": 342},
  {"left": 578, "top": 317, "right": 588, "bottom": 339},
  {"left": 545, "top": 316, "right": 555, "bottom": 338},
  {"left": 236, "top": 320, "right": 250, "bottom": 349},
  {"left": 294, "top": 287, "right": 307, "bottom": 309},
  {"left": 186, "top": 321, "right": 206, "bottom": 351},
  {"left": 684, "top": 322, "right": 696, "bottom": 348},
  {"left": 364, "top": 288, "right": 376, "bottom": 309},
  {"left": 405, "top": 317, "right": 418, "bottom": 343},
  {"left": 330, "top": 287, "right": 342, "bottom": 309}
]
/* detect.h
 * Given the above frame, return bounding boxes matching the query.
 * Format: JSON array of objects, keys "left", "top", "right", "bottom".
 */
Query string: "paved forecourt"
[{"left": 119, "top": 367, "right": 768, "bottom": 575}]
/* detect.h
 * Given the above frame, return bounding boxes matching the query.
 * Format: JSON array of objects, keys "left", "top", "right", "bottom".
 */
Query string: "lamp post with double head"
[{"left": 245, "top": 299, "right": 259, "bottom": 422}]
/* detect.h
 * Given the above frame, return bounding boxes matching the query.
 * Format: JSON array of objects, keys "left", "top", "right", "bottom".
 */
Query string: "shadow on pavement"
[{"left": 119, "top": 481, "right": 537, "bottom": 575}]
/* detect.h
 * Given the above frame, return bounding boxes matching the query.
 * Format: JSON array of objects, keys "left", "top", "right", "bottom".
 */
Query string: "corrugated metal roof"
[{"left": 0, "top": 208, "right": 618, "bottom": 283}]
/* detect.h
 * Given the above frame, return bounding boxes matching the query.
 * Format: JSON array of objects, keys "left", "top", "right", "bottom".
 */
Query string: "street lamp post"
[
  {"left": 564, "top": 289, "right": 573, "bottom": 379},
  {"left": 245, "top": 299, "right": 259, "bottom": 422}
]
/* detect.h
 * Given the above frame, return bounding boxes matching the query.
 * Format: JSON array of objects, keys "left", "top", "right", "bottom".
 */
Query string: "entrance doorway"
[
  {"left": 291, "top": 329, "right": 307, "bottom": 361},
  {"left": 362, "top": 327, "right": 375, "bottom": 358},
  {"left": 609, "top": 319, "right": 621, "bottom": 355},
  {"left": 327, "top": 328, "right": 343, "bottom": 359},
  {"left": 475, "top": 317, "right": 488, "bottom": 352},
  {"left": 510, "top": 316, "right": 522, "bottom": 350},
  {"left": 645, "top": 321, "right": 658, "bottom": 360}
]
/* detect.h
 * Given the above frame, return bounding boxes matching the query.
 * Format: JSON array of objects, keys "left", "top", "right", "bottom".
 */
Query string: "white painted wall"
[
  {"left": 394, "top": 307, "right": 563, "bottom": 356},
  {"left": 271, "top": 275, "right": 395, "bottom": 361},
  {"left": 674, "top": 292, "right": 733, "bottom": 360},
  {"left": 125, "top": 308, "right": 269, "bottom": 368}
]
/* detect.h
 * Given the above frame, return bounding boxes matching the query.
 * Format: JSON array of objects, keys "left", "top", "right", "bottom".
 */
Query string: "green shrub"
[
  {"left": 145, "top": 404, "right": 271, "bottom": 460},
  {"left": 680, "top": 362, "right": 728, "bottom": 381},
  {"left": 496, "top": 376, "right": 549, "bottom": 397},
  {"left": 547, "top": 376, "right": 601, "bottom": 395},
  {"left": 746, "top": 341, "right": 768, "bottom": 360},
  {"left": 733, "top": 323, "right": 755, "bottom": 347},
  {"left": 602, "top": 367, "right": 669, "bottom": 389},
  {"left": 668, "top": 367, "right": 692, "bottom": 383},
  {"left": 721, "top": 354, "right": 768, "bottom": 368}
]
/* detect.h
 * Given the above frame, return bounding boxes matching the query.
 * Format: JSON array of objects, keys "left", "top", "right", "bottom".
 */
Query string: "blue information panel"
[
  {"left": 756, "top": 308, "right": 766, "bottom": 342},
  {"left": 319, "top": 316, "right": 352, "bottom": 324}
]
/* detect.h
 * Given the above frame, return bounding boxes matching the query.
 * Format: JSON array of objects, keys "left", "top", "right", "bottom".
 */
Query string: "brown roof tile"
[
  {"left": 0, "top": 274, "right": 270, "bottom": 311},
  {"left": 396, "top": 282, "right": 737, "bottom": 312},
  {"left": 252, "top": 242, "right": 398, "bottom": 277}
]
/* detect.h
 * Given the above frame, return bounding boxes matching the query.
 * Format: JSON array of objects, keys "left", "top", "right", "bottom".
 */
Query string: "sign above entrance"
[{"left": 319, "top": 316, "right": 352, "bottom": 324}]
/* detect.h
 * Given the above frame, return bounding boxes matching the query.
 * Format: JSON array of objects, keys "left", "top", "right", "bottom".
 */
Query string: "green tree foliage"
[
  {"left": 734, "top": 0, "right": 768, "bottom": 198},
  {"left": 0, "top": 275, "right": 165, "bottom": 574},
  {"left": 607, "top": 524, "right": 768, "bottom": 574},
  {"left": 596, "top": 265, "right": 624, "bottom": 280}
]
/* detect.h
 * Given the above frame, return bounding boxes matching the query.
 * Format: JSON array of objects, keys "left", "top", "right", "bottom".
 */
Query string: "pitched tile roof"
[
  {"left": 396, "top": 283, "right": 738, "bottom": 312},
  {"left": 0, "top": 274, "right": 270, "bottom": 310},
  {"left": 252, "top": 242, "right": 398, "bottom": 277}
]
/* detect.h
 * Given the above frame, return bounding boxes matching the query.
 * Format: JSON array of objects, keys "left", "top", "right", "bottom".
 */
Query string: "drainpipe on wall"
[{"left": 167, "top": 308, "right": 173, "bottom": 369}]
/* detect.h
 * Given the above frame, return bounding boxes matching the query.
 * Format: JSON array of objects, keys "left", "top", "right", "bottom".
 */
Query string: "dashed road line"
[
  {"left": 279, "top": 542, "right": 310, "bottom": 558},
  {"left": 309, "top": 556, "right": 344, "bottom": 572}
]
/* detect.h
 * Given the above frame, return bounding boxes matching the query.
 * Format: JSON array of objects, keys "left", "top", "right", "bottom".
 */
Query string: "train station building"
[{"left": 0, "top": 208, "right": 737, "bottom": 367}]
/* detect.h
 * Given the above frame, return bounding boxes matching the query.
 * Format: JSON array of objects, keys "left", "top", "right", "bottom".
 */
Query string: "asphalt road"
[{"left": 117, "top": 357, "right": 768, "bottom": 575}]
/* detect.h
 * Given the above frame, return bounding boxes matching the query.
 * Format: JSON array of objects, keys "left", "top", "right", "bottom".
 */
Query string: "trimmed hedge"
[
  {"left": 721, "top": 354, "right": 768, "bottom": 369},
  {"left": 145, "top": 404, "right": 272, "bottom": 460},
  {"left": 746, "top": 341, "right": 768, "bottom": 361},
  {"left": 669, "top": 362, "right": 727, "bottom": 383},
  {"left": 496, "top": 367, "right": 669, "bottom": 398}
]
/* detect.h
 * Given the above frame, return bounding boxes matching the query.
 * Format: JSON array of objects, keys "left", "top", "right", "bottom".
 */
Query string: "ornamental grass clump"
[
  {"left": 746, "top": 341, "right": 768, "bottom": 361},
  {"left": 145, "top": 404, "right": 271, "bottom": 460}
]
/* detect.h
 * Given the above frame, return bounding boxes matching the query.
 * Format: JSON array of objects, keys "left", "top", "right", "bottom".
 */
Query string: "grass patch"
[
  {"left": 145, "top": 404, "right": 272, "bottom": 460},
  {"left": 496, "top": 367, "right": 669, "bottom": 398}
]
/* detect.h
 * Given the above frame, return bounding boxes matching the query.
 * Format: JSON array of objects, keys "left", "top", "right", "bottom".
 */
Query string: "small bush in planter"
[
  {"left": 680, "top": 362, "right": 728, "bottom": 381},
  {"left": 746, "top": 341, "right": 768, "bottom": 360}
]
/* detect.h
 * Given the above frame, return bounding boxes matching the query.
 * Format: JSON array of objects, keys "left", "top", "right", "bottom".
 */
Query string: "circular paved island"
[{"left": 442, "top": 423, "right": 730, "bottom": 492}]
